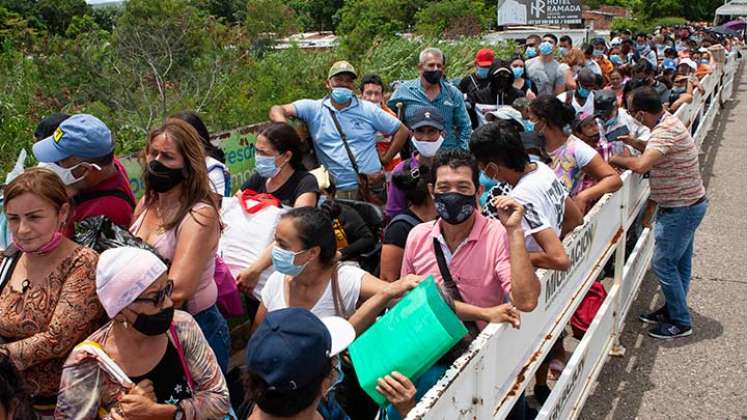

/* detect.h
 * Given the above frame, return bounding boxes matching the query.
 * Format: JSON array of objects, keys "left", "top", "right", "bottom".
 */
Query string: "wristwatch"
[{"left": 174, "top": 404, "right": 184, "bottom": 420}]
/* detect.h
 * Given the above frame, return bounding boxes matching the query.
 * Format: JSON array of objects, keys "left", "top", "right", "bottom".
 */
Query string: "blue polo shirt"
[{"left": 293, "top": 96, "right": 401, "bottom": 190}]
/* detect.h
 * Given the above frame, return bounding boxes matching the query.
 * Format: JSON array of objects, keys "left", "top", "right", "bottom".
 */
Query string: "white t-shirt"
[
  {"left": 206, "top": 157, "right": 229, "bottom": 196},
  {"left": 510, "top": 162, "right": 568, "bottom": 252},
  {"left": 261, "top": 263, "right": 364, "bottom": 319},
  {"left": 557, "top": 90, "right": 595, "bottom": 116}
]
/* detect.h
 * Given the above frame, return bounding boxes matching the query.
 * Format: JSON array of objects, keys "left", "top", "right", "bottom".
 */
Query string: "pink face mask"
[{"left": 13, "top": 230, "right": 64, "bottom": 255}]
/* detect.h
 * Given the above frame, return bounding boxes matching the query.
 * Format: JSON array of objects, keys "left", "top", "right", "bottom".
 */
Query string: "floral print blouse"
[{"left": 0, "top": 246, "right": 103, "bottom": 397}]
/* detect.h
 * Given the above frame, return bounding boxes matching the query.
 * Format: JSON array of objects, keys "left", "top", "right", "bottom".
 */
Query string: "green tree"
[
  {"left": 245, "top": 0, "right": 299, "bottom": 48},
  {"left": 192, "top": 0, "right": 247, "bottom": 24},
  {"left": 65, "top": 14, "right": 100, "bottom": 38},
  {"left": 91, "top": 6, "right": 121, "bottom": 32},
  {"left": 289, "top": 0, "right": 344, "bottom": 31},
  {"left": 336, "top": 0, "right": 427, "bottom": 58},
  {"left": 37, "top": 0, "right": 90, "bottom": 35},
  {"left": 415, "top": 0, "right": 490, "bottom": 38},
  {"left": 0, "top": 6, "right": 38, "bottom": 48}
]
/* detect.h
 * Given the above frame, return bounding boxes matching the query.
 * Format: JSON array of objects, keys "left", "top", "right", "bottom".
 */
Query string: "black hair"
[
  {"left": 0, "top": 350, "right": 35, "bottom": 419},
  {"left": 622, "top": 39, "right": 634, "bottom": 46},
  {"left": 543, "top": 33, "right": 558, "bottom": 44},
  {"left": 430, "top": 149, "right": 480, "bottom": 191},
  {"left": 559, "top": 35, "right": 572, "bottom": 46},
  {"left": 633, "top": 59, "right": 655, "bottom": 77},
  {"left": 526, "top": 34, "right": 541, "bottom": 43},
  {"left": 281, "top": 207, "right": 337, "bottom": 267},
  {"left": 360, "top": 74, "right": 385, "bottom": 92},
  {"left": 469, "top": 121, "right": 528, "bottom": 172},
  {"left": 594, "top": 73, "right": 605, "bottom": 89},
  {"left": 577, "top": 68, "right": 596, "bottom": 84},
  {"left": 583, "top": 44, "right": 595, "bottom": 56},
  {"left": 34, "top": 112, "right": 70, "bottom": 141},
  {"left": 392, "top": 163, "right": 431, "bottom": 206},
  {"left": 510, "top": 53, "right": 524, "bottom": 64},
  {"left": 88, "top": 151, "right": 115, "bottom": 166},
  {"left": 622, "top": 79, "right": 648, "bottom": 108},
  {"left": 247, "top": 358, "right": 333, "bottom": 417},
  {"left": 630, "top": 86, "right": 664, "bottom": 114},
  {"left": 529, "top": 95, "right": 576, "bottom": 129},
  {"left": 636, "top": 32, "right": 648, "bottom": 40},
  {"left": 259, "top": 123, "right": 306, "bottom": 171},
  {"left": 172, "top": 111, "right": 226, "bottom": 163}
]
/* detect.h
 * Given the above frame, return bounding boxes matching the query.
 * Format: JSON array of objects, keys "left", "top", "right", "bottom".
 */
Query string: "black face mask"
[
  {"left": 434, "top": 192, "right": 476, "bottom": 225},
  {"left": 132, "top": 306, "right": 174, "bottom": 336},
  {"left": 423, "top": 70, "right": 443, "bottom": 85},
  {"left": 147, "top": 160, "right": 185, "bottom": 193}
]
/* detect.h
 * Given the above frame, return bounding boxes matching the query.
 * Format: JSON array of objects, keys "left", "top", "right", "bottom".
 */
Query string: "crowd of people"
[{"left": 0, "top": 21, "right": 739, "bottom": 420}]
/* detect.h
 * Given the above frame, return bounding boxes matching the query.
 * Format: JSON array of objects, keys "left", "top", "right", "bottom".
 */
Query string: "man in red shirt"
[{"left": 32, "top": 113, "right": 136, "bottom": 237}]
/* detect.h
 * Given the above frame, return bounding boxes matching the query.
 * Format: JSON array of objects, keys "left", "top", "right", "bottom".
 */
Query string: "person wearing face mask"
[
  {"left": 470, "top": 121, "right": 582, "bottom": 270},
  {"left": 557, "top": 68, "right": 598, "bottom": 116},
  {"left": 526, "top": 33, "right": 567, "bottom": 96},
  {"left": 130, "top": 118, "right": 230, "bottom": 374},
  {"left": 458, "top": 48, "right": 495, "bottom": 98},
  {"left": 385, "top": 107, "right": 446, "bottom": 219},
  {"left": 524, "top": 34, "right": 541, "bottom": 60},
  {"left": 635, "top": 33, "right": 658, "bottom": 66},
  {"left": 594, "top": 89, "right": 650, "bottom": 151},
  {"left": 466, "top": 62, "right": 525, "bottom": 129},
  {"left": 241, "top": 123, "right": 319, "bottom": 208},
  {"left": 609, "top": 87, "right": 706, "bottom": 340},
  {"left": 270, "top": 61, "right": 410, "bottom": 201},
  {"left": 509, "top": 54, "right": 536, "bottom": 100},
  {"left": 667, "top": 74, "right": 694, "bottom": 113},
  {"left": 388, "top": 48, "right": 472, "bottom": 151},
  {"left": 32, "top": 113, "right": 136, "bottom": 238},
  {"left": 253, "top": 207, "right": 420, "bottom": 333},
  {"left": 529, "top": 95, "right": 622, "bottom": 213},
  {"left": 55, "top": 247, "right": 231, "bottom": 419},
  {"left": 590, "top": 38, "right": 614, "bottom": 82},
  {"left": 0, "top": 168, "right": 103, "bottom": 417}
]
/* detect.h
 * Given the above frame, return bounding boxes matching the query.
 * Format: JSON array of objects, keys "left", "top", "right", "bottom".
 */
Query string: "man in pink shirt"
[{"left": 401, "top": 149, "right": 540, "bottom": 328}]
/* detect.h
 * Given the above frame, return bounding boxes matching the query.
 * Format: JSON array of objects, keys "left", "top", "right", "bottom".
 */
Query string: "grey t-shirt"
[{"left": 526, "top": 57, "right": 565, "bottom": 96}]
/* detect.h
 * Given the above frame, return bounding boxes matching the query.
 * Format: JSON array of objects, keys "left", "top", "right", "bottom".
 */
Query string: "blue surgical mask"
[
  {"left": 255, "top": 154, "right": 280, "bottom": 178},
  {"left": 559, "top": 47, "right": 568, "bottom": 56},
  {"left": 476, "top": 67, "right": 490, "bottom": 78},
  {"left": 539, "top": 42, "right": 554, "bottom": 56},
  {"left": 330, "top": 87, "right": 353, "bottom": 104},
  {"left": 577, "top": 86, "right": 590, "bottom": 98},
  {"left": 523, "top": 119, "right": 535, "bottom": 132},
  {"left": 271, "top": 245, "right": 308, "bottom": 277},
  {"left": 512, "top": 66, "right": 524, "bottom": 79},
  {"left": 700, "top": 59, "right": 709, "bottom": 65},
  {"left": 525, "top": 46, "right": 537, "bottom": 59},
  {"left": 605, "top": 114, "right": 619, "bottom": 127},
  {"left": 609, "top": 54, "right": 623, "bottom": 65},
  {"left": 592, "top": 49, "right": 604, "bottom": 57}
]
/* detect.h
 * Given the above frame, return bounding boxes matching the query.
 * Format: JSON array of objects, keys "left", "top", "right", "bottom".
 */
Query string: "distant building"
[
  {"left": 274, "top": 32, "right": 337, "bottom": 51},
  {"left": 582, "top": 5, "right": 629, "bottom": 30},
  {"left": 85, "top": 0, "right": 126, "bottom": 9}
]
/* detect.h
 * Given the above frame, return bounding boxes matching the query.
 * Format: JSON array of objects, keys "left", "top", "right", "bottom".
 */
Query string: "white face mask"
[
  {"left": 411, "top": 135, "right": 444, "bottom": 158},
  {"left": 38, "top": 162, "right": 100, "bottom": 186}
]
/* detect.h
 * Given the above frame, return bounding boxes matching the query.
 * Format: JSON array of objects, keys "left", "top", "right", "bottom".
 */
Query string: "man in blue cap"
[
  {"left": 244, "top": 308, "right": 356, "bottom": 419},
  {"left": 33, "top": 113, "right": 136, "bottom": 237}
]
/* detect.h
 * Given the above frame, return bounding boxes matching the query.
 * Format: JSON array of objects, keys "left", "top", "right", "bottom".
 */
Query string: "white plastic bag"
[{"left": 218, "top": 196, "right": 288, "bottom": 300}]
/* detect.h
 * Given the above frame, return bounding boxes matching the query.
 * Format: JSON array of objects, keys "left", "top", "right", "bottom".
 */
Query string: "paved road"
[{"left": 579, "top": 64, "right": 747, "bottom": 419}]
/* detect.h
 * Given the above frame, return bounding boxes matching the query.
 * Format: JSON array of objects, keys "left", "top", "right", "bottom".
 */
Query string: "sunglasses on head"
[{"left": 133, "top": 279, "right": 174, "bottom": 307}]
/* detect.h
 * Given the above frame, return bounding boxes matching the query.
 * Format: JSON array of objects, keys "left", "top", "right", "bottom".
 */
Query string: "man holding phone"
[{"left": 594, "top": 89, "right": 650, "bottom": 153}]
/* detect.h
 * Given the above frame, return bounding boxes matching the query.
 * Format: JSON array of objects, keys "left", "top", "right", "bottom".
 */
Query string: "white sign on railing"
[{"left": 407, "top": 51, "right": 740, "bottom": 420}]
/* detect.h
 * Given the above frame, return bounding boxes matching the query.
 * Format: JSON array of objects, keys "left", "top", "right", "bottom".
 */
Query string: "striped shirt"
[{"left": 647, "top": 112, "right": 705, "bottom": 207}]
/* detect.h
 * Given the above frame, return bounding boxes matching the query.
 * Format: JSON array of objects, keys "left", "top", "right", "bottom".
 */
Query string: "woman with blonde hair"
[
  {"left": 0, "top": 168, "right": 102, "bottom": 417},
  {"left": 559, "top": 48, "right": 587, "bottom": 91},
  {"left": 130, "top": 118, "right": 230, "bottom": 372}
]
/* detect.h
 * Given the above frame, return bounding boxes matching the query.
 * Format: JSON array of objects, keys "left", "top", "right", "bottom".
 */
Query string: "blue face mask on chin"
[
  {"left": 271, "top": 245, "right": 308, "bottom": 277},
  {"left": 330, "top": 87, "right": 353, "bottom": 104},
  {"left": 577, "top": 86, "right": 590, "bottom": 98}
]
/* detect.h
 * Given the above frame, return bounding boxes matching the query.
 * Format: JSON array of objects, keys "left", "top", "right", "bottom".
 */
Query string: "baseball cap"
[
  {"left": 33, "top": 114, "right": 113, "bottom": 163},
  {"left": 247, "top": 308, "right": 355, "bottom": 392},
  {"left": 573, "top": 112, "right": 597, "bottom": 131},
  {"left": 475, "top": 48, "right": 495, "bottom": 67},
  {"left": 328, "top": 61, "right": 358, "bottom": 80},
  {"left": 34, "top": 113, "right": 70, "bottom": 141},
  {"left": 593, "top": 90, "right": 618, "bottom": 119},
  {"left": 486, "top": 105, "right": 524, "bottom": 127},
  {"left": 662, "top": 58, "right": 677, "bottom": 71},
  {"left": 96, "top": 247, "right": 168, "bottom": 318},
  {"left": 409, "top": 106, "right": 445, "bottom": 131}
]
